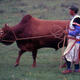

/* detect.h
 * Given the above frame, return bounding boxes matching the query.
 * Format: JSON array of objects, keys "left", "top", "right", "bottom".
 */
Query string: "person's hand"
[{"left": 64, "top": 30, "right": 68, "bottom": 35}]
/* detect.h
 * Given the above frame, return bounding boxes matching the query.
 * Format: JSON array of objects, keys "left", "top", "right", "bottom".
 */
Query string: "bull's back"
[{"left": 29, "top": 18, "right": 70, "bottom": 36}]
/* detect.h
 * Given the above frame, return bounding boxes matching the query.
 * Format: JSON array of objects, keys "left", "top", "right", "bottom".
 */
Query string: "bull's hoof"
[
  {"left": 14, "top": 64, "right": 19, "bottom": 67},
  {"left": 32, "top": 64, "right": 36, "bottom": 68}
]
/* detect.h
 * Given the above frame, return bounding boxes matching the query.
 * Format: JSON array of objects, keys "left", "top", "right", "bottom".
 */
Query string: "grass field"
[
  {"left": 0, "top": 0, "right": 80, "bottom": 80},
  {"left": 0, "top": 45, "right": 80, "bottom": 80}
]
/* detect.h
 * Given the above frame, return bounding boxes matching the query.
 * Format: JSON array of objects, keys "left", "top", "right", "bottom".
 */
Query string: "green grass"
[
  {"left": 0, "top": 45, "right": 80, "bottom": 80},
  {"left": 0, "top": 0, "right": 80, "bottom": 80}
]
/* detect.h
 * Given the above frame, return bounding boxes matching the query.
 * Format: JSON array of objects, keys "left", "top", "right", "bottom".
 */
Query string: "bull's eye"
[{"left": 0, "top": 31, "right": 4, "bottom": 35}]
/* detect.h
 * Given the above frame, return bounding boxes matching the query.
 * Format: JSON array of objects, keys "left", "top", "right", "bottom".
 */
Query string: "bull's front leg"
[
  {"left": 32, "top": 50, "right": 37, "bottom": 67},
  {"left": 14, "top": 50, "right": 25, "bottom": 67}
]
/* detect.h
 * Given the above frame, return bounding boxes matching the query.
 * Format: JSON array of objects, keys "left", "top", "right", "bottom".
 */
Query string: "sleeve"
[
  {"left": 73, "top": 17, "right": 80, "bottom": 27},
  {"left": 69, "top": 25, "right": 80, "bottom": 37}
]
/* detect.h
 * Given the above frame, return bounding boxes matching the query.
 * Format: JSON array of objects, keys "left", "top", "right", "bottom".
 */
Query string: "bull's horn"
[{"left": 5, "top": 24, "right": 9, "bottom": 27}]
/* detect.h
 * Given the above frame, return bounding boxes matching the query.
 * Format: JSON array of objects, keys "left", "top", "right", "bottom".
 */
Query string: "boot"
[
  {"left": 62, "top": 59, "right": 72, "bottom": 74},
  {"left": 74, "top": 64, "right": 80, "bottom": 72}
]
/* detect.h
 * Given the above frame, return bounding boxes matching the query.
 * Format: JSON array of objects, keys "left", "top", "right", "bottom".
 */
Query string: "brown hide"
[
  {"left": 12, "top": 15, "right": 70, "bottom": 38},
  {"left": 1, "top": 15, "right": 70, "bottom": 51}
]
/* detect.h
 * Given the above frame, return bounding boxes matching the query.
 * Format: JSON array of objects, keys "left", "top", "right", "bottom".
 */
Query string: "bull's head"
[
  {"left": 0, "top": 24, "right": 16, "bottom": 45},
  {"left": 0, "top": 24, "right": 10, "bottom": 39}
]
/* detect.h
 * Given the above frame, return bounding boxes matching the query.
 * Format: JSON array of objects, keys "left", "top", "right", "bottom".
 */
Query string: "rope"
[
  {"left": 1, "top": 34, "right": 63, "bottom": 42},
  {"left": 1, "top": 25, "right": 65, "bottom": 42},
  {"left": 59, "top": 25, "right": 68, "bottom": 68},
  {"left": 50, "top": 24, "right": 64, "bottom": 39},
  {"left": 59, "top": 35, "right": 67, "bottom": 68}
]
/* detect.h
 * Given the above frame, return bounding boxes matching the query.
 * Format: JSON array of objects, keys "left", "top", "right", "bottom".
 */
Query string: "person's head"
[{"left": 69, "top": 5, "right": 79, "bottom": 16}]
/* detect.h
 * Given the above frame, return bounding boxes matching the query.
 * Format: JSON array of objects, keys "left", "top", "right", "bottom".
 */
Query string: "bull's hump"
[
  {"left": 33, "top": 17, "right": 69, "bottom": 23},
  {"left": 20, "top": 14, "right": 32, "bottom": 24}
]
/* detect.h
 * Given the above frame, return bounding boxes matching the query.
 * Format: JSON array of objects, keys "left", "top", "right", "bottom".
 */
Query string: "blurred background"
[
  {"left": 0, "top": 0, "right": 80, "bottom": 80},
  {"left": 0, "top": 0, "right": 80, "bottom": 27}
]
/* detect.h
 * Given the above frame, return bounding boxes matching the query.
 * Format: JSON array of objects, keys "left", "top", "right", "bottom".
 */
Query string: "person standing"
[{"left": 62, "top": 5, "right": 80, "bottom": 74}]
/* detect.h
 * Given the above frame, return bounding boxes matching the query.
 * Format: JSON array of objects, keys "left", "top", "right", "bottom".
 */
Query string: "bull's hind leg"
[
  {"left": 32, "top": 50, "right": 37, "bottom": 67},
  {"left": 14, "top": 50, "right": 25, "bottom": 67}
]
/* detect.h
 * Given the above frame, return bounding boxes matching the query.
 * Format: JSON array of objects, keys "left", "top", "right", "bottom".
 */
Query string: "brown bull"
[{"left": 0, "top": 14, "right": 70, "bottom": 67}]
